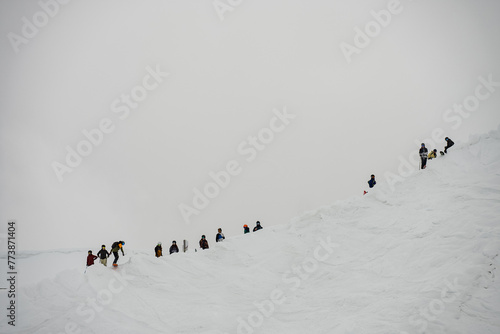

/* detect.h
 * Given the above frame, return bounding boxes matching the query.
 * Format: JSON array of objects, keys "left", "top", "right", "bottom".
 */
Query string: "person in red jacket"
[{"left": 86, "top": 250, "right": 98, "bottom": 267}]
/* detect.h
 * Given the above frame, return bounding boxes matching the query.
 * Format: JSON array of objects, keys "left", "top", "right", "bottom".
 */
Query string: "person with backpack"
[
  {"left": 199, "top": 235, "right": 209, "bottom": 250},
  {"left": 169, "top": 241, "right": 179, "bottom": 254},
  {"left": 253, "top": 221, "right": 263, "bottom": 232},
  {"left": 97, "top": 245, "right": 110, "bottom": 266},
  {"left": 368, "top": 174, "right": 376, "bottom": 188},
  {"left": 444, "top": 137, "right": 454, "bottom": 154},
  {"left": 86, "top": 250, "right": 98, "bottom": 267},
  {"left": 111, "top": 241, "right": 125, "bottom": 266},
  {"left": 419, "top": 143, "right": 428, "bottom": 169},
  {"left": 243, "top": 224, "right": 250, "bottom": 234},
  {"left": 155, "top": 242, "right": 162, "bottom": 257},
  {"left": 216, "top": 228, "right": 225, "bottom": 242},
  {"left": 428, "top": 149, "right": 438, "bottom": 160}
]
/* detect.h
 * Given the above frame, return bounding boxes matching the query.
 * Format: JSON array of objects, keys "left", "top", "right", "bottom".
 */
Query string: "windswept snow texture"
[{"left": 2, "top": 129, "right": 500, "bottom": 333}]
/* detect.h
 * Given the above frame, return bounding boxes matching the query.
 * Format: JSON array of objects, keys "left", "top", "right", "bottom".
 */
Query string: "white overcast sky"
[{"left": 1, "top": 0, "right": 499, "bottom": 251}]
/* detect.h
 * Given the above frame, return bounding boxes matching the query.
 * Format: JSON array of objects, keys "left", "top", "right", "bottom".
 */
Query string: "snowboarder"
[
  {"left": 253, "top": 221, "right": 263, "bottom": 232},
  {"left": 419, "top": 143, "right": 428, "bottom": 169},
  {"left": 169, "top": 241, "right": 179, "bottom": 254},
  {"left": 368, "top": 174, "right": 376, "bottom": 188},
  {"left": 86, "top": 250, "right": 98, "bottom": 267},
  {"left": 428, "top": 149, "right": 438, "bottom": 160},
  {"left": 444, "top": 137, "right": 454, "bottom": 154},
  {"left": 97, "top": 245, "right": 109, "bottom": 266},
  {"left": 243, "top": 224, "right": 250, "bottom": 234},
  {"left": 111, "top": 241, "right": 125, "bottom": 266},
  {"left": 155, "top": 242, "right": 162, "bottom": 257},
  {"left": 216, "top": 228, "right": 225, "bottom": 242},
  {"left": 199, "top": 235, "right": 209, "bottom": 250}
]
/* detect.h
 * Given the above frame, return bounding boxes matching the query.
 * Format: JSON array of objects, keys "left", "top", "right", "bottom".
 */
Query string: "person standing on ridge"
[
  {"left": 243, "top": 224, "right": 250, "bottom": 234},
  {"left": 428, "top": 149, "right": 438, "bottom": 160},
  {"left": 443, "top": 137, "right": 454, "bottom": 154},
  {"left": 368, "top": 174, "right": 376, "bottom": 188},
  {"left": 216, "top": 228, "right": 225, "bottom": 242},
  {"left": 111, "top": 241, "right": 125, "bottom": 267},
  {"left": 199, "top": 235, "right": 209, "bottom": 250},
  {"left": 86, "top": 250, "right": 98, "bottom": 267},
  {"left": 169, "top": 241, "right": 179, "bottom": 254},
  {"left": 253, "top": 221, "right": 263, "bottom": 232},
  {"left": 97, "top": 245, "right": 109, "bottom": 266},
  {"left": 419, "top": 143, "right": 428, "bottom": 169},
  {"left": 155, "top": 242, "right": 162, "bottom": 257}
]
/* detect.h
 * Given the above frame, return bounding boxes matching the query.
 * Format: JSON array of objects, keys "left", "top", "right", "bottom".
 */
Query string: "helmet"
[
  {"left": 256, "top": 221, "right": 261, "bottom": 225},
  {"left": 101, "top": 245, "right": 105, "bottom": 248},
  {"left": 88, "top": 250, "right": 92, "bottom": 253},
  {"left": 433, "top": 149, "right": 437, "bottom": 152},
  {"left": 202, "top": 235, "right": 206, "bottom": 239},
  {"left": 421, "top": 143, "right": 425, "bottom": 146},
  {"left": 172, "top": 240, "right": 176, "bottom": 244},
  {"left": 243, "top": 224, "right": 248, "bottom": 228}
]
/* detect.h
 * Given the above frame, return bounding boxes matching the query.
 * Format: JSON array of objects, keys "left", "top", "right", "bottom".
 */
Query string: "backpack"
[{"left": 112, "top": 241, "right": 119, "bottom": 249}]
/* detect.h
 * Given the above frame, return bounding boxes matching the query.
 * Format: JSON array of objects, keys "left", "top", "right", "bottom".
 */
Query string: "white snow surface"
[{"left": 2, "top": 129, "right": 500, "bottom": 333}]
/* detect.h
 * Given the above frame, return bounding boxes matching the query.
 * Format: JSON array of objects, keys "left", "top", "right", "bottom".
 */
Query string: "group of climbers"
[
  {"left": 197, "top": 222, "right": 263, "bottom": 250},
  {"left": 154, "top": 241, "right": 179, "bottom": 257},
  {"left": 86, "top": 241, "right": 125, "bottom": 268}
]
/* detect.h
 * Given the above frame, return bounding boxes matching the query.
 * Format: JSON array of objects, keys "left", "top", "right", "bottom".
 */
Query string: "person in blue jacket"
[{"left": 368, "top": 174, "right": 376, "bottom": 188}]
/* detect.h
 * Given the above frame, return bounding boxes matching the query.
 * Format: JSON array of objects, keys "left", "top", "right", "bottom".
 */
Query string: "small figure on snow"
[
  {"left": 253, "top": 221, "right": 263, "bottom": 232},
  {"left": 169, "top": 241, "right": 179, "bottom": 254},
  {"left": 419, "top": 143, "right": 428, "bottom": 169},
  {"left": 216, "top": 228, "right": 225, "bottom": 242},
  {"left": 443, "top": 137, "right": 454, "bottom": 154},
  {"left": 155, "top": 242, "right": 162, "bottom": 257},
  {"left": 199, "top": 235, "right": 209, "bottom": 250},
  {"left": 428, "top": 149, "right": 438, "bottom": 160},
  {"left": 243, "top": 224, "right": 250, "bottom": 234},
  {"left": 97, "top": 245, "right": 109, "bottom": 266},
  {"left": 86, "top": 250, "right": 98, "bottom": 267},
  {"left": 368, "top": 174, "right": 376, "bottom": 188},
  {"left": 111, "top": 241, "right": 125, "bottom": 267}
]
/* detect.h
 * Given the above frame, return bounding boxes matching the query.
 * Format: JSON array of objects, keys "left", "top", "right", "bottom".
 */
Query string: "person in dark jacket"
[
  {"left": 444, "top": 137, "right": 454, "bottom": 153},
  {"left": 86, "top": 250, "right": 98, "bottom": 267},
  {"left": 253, "top": 221, "right": 263, "bottom": 232},
  {"left": 243, "top": 224, "right": 250, "bottom": 234},
  {"left": 169, "top": 241, "right": 179, "bottom": 254},
  {"left": 155, "top": 242, "right": 162, "bottom": 257},
  {"left": 419, "top": 143, "right": 428, "bottom": 169},
  {"left": 216, "top": 228, "right": 225, "bottom": 242},
  {"left": 368, "top": 174, "right": 376, "bottom": 188},
  {"left": 97, "top": 245, "right": 109, "bottom": 266},
  {"left": 199, "top": 235, "right": 209, "bottom": 250},
  {"left": 111, "top": 241, "right": 125, "bottom": 266}
]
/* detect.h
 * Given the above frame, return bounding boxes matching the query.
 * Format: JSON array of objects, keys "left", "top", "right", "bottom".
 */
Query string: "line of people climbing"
[{"left": 86, "top": 222, "right": 264, "bottom": 267}]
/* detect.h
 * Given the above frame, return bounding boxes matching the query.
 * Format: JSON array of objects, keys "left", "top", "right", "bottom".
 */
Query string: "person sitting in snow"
[
  {"left": 97, "top": 245, "right": 109, "bottom": 266},
  {"left": 253, "top": 221, "right": 263, "bottom": 232},
  {"left": 199, "top": 235, "right": 209, "bottom": 250},
  {"left": 155, "top": 242, "right": 162, "bottom": 257},
  {"left": 111, "top": 241, "right": 125, "bottom": 266},
  {"left": 419, "top": 143, "right": 428, "bottom": 169},
  {"left": 86, "top": 250, "right": 98, "bottom": 267},
  {"left": 428, "top": 149, "right": 438, "bottom": 160},
  {"left": 368, "top": 174, "right": 376, "bottom": 188},
  {"left": 243, "top": 224, "right": 250, "bottom": 234},
  {"left": 169, "top": 241, "right": 179, "bottom": 254},
  {"left": 443, "top": 137, "right": 454, "bottom": 154},
  {"left": 216, "top": 228, "right": 225, "bottom": 242}
]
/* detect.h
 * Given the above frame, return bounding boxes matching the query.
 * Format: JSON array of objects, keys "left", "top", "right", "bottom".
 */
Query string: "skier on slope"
[
  {"left": 111, "top": 241, "right": 125, "bottom": 266},
  {"left": 216, "top": 228, "right": 225, "bottom": 242},
  {"left": 97, "top": 245, "right": 110, "bottom": 266},
  {"left": 419, "top": 143, "right": 428, "bottom": 169},
  {"left": 155, "top": 242, "right": 162, "bottom": 257},
  {"left": 443, "top": 137, "right": 454, "bottom": 154},
  {"left": 86, "top": 250, "right": 98, "bottom": 267},
  {"left": 428, "top": 149, "right": 438, "bottom": 160},
  {"left": 199, "top": 235, "right": 209, "bottom": 250},
  {"left": 243, "top": 224, "right": 250, "bottom": 234},
  {"left": 169, "top": 241, "right": 179, "bottom": 254},
  {"left": 368, "top": 174, "right": 376, "bottom": 188},
  {"left": 253, "top": 221, "right": 263, "bottom": 232}
]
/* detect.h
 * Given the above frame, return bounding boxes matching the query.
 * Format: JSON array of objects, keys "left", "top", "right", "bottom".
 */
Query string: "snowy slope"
[{"left": 2, "top": 128, "right": 500, "bottom": 334}]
